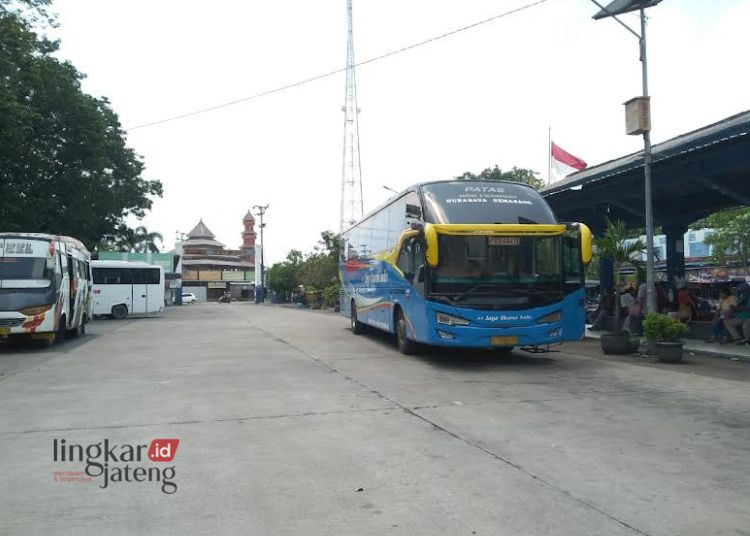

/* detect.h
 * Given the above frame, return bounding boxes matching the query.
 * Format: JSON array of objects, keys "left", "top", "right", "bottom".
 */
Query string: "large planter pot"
[
  {"left": 628, "top": 335, "right": 642, "bottom": 353},
  {"left": 601, "top": 332, "right": 637, "bottom": 355},
  {"left": 656, "top": 341, "right": 684, "bottom": 363}
]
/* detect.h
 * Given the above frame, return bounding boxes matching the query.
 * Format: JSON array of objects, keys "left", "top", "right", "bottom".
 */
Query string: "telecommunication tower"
[{"left": 339, "top": 0, "right": 363, "bottom": 233}]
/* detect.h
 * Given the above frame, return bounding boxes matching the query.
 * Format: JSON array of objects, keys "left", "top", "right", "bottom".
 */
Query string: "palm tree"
[
  {"left": 133, "top": 226, "right": 163, "bottom": 253},
  {"left": 596, "top": 219, "right": 647, "bottom": 330},
  {"left": 113, "top": 227, "right": 138, "bottom": 252}
]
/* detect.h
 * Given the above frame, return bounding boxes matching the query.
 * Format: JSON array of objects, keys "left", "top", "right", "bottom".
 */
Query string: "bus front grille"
[{"left": 0, "top": 318, "right": 24, "bottom": 328}]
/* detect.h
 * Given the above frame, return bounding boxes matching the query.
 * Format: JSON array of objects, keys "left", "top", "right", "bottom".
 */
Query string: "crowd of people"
[{"left": 588, "top": 280, "right": 750, "bottom": 346}]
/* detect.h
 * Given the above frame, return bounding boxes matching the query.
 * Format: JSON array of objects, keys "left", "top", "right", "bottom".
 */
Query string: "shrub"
[
  {"left": 643, "top": 313, "right": 689, "bottom": 342},
  {"left": 322, "top": 284, "right": 339, "bottom": 308}
]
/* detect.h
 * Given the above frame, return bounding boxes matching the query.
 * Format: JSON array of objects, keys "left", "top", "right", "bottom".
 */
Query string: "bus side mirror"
[
  {"left": 579, "top": 223, "right": 593, "bottom": 265},
  {"left": 425, "top": 224, "right": 438, "bottom": 267}
]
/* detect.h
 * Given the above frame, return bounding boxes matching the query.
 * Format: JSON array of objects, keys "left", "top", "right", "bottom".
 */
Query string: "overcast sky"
[{"left": 52, "top": 0, "right": 749, "bottom": 264}]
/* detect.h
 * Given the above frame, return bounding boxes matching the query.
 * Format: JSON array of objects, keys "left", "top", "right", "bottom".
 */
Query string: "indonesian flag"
[{"left": 550, "top": 141, "right": 587, "bottom": 183}]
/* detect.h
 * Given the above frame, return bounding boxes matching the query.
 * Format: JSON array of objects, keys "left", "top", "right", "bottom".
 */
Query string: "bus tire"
[
  {"left": 49, "top": 315, "right": 67, "bottom": 346},
  {"left": 67, "top": 322, "right": 85, "bottom": 339},
  {"left": 111, "top": 304, "right": 128, "bottom": 320},
  {"left": 351, "top": 301, "right": 365, "bottom": 335},
  {"left": 395, "top": 309, "right": 418, "bottom": 355}
]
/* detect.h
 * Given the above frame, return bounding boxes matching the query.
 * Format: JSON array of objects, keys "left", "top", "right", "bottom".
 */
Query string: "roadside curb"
[{"left": 585, "top": 329, "right": 750, "bottom": 363}]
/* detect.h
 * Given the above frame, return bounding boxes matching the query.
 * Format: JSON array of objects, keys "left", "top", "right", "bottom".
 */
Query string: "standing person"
[
  {"left": 724, "top": 283, "right": 750, "bottom": 345},
  {"left": 620, "top": 286, "right": 635, "bottom": 332},
  {"left": 590, "top": 288, "right": 614, "bottom": 331},
  {"left": 707, "top": 288, "right": 735, "bottom": 343},
  {"left": 656, "top": 283, "right": 669, "bottom": 313}
]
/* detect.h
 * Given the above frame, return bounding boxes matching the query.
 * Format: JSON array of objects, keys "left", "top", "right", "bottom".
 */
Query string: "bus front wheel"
[
  {"left": 67, "top": 322, "right": 85, "bottom": 339},
  {"left": 111, "top": 305, "right": 128, "bottom": 320},
  {"left": 351, "top": 302, "right": 365, "bottom": 335},
  {"left": 395, "top": 309, "right": 418, "bottom": 355}
]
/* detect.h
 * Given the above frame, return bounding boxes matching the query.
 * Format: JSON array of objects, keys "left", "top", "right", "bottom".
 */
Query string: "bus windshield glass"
[
  {"left": 430, "top": 235, "right": 562, "bottom": 309},
  {"left": 421, "top": 181, "right": 556, "bottom": 224},
  {"left": 0, "top": 257, "right": 53, "bottom": 282}
]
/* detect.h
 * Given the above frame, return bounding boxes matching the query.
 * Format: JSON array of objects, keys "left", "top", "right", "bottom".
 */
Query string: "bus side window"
[
  {"left": 133, "top": 269, "right": 146, "bottom": 285},
  {"left": 146, "top": 269, "right": 160, "bottom": 284},
  {"left": 405, "top": 191, "right": 422, "bottom": 226},
  {"left": 562, "top": 234, "right": 583, "bottom": 286},
  {"left": 413, "top": 240, "right": 426, "bottom": 295},
  {"left": 397, "top": 239, "right": 414, "bottom": 281}
]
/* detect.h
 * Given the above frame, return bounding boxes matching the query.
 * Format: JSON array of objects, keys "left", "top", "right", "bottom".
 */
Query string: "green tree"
[
  {"left": 266, "top": 262, "right": 300, "bottom": 297},
  {"left": 596, "top": 219, "right": 647, "bottom": 329},
  {"left": 456, "top": 165, "right": 544, "bottom": 190},
  {"left": 0, "top": 7, "right": 163, "bottom": 248},
  {"left": 286, "top": 249, "right": 304, "bottom": 267},
  {"left": 298, "top": 231, "right": 340, "bottom": 291},
  {"left": 690, "top": 207, "right": 750, "bottom": 275}
]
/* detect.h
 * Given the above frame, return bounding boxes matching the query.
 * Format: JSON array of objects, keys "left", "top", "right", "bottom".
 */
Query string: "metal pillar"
[
  {"left": 640, "top": 6, "right": 656, "bottom": 314},
  {"left": 339, "top": 0, "right": 364, "bottom": 233},
  {"left": 253, "top": 204, "right": 268, "bottom": 303},
  {"left": 664, "top": 223, "right": 687, "bottom": 308}
]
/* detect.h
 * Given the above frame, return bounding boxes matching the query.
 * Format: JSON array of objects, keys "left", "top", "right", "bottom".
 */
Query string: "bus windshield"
[
  {"left": 430, "top": 235, "right": 562, "bottom": 309},
  {"left": 0, "top": 257, "right": 54, "bottom": 282},
  {"left": 421, "top": 181, "right": 557, "bottom": 224}
]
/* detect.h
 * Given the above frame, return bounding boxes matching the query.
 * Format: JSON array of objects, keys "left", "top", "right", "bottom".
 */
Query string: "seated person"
[
  {"left": 708, "top": 288, "right": 734, "bottom": 343},
  {"left": 724, "top": 283, "right": 750, "bottom": 345}
]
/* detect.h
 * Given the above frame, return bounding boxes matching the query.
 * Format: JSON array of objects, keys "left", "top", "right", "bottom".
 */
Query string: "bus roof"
[
  {"left": 342, "top": 179, "right": 546, "bottom": 234},
  {"left": 0, "top": 233, "right": 90, "bottom": 255},
  {"left": 92, "top": 260, "right": 163, "bottom": 269}
]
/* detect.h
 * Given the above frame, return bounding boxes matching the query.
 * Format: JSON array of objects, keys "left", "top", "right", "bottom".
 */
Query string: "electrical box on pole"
[{"left": 624, "top": 96, "right": 651, "bottom": 135}]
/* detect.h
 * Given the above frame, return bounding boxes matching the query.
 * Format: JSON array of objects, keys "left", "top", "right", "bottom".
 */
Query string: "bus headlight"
[
  {"left": 436, "top": 312, "right": 470, "bottom": 326},
  {"left": 537, "top": 311, "right": 562, "bottom": 324},
  {"left": 19, "top": 304, "right": 53, "bottom": 316}
]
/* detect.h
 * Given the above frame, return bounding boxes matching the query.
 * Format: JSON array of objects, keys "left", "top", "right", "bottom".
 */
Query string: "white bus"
[
  {"left": 91, "top": 260, "right": 165, "bottom": 319},
  {"left": 0, "top": 233, "right": 92, "bottom": 344}
]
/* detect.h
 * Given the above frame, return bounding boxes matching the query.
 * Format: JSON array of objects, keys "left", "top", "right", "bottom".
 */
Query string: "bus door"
[
  {"left": 395, "top": 237, "right": 426, "bottom": 336},
  {"left": 561, "top": 230, "right": 586, "bottom": 341},
  {"left": 145, "top": 268, "right": 164, "bottom": 312},
  {"left": 64, "top": 252, "right": 76, "bottom": 329},
  {"left": 131, "top": 269, "right": 148, "bottom": 314}
]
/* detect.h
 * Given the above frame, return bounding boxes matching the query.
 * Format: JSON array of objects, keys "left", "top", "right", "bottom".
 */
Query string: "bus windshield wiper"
[
  {"left": 452, "top": 283, "right": 500, "bottom": 302},
  {"left": 427, "top": 294, "right": 456, "bottom": 305}
]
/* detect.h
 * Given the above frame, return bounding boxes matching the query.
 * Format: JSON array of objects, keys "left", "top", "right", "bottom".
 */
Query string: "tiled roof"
[{"left": 187, "top": 219, "right": 216, "bottom": 239}]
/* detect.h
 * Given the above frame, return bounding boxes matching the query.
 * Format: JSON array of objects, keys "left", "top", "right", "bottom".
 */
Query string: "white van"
[{"left": 91, "top": 260, "right": 165, "bottom": 318}]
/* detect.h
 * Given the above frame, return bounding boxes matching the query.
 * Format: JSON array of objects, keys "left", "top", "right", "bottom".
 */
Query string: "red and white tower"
[{"left": 240, "top": 210, "right": 256, "bottom": 264}]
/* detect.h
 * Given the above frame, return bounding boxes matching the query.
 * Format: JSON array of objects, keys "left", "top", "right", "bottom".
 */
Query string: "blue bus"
[{"left": 339, "top": 180, "right": 592, "bottom": 354}]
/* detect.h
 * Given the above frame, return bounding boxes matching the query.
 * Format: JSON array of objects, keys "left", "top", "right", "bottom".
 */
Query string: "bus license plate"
[
  {"left": 0, "top": 327, "right": 10, "bottom": 336},
  {"left": 491, "top": 336, "right": 517, "bottom": 346}
]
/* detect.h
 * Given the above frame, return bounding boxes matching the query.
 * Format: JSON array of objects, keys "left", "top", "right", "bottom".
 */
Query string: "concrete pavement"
[{"left": 1, "top": 303, "right": 748, "bottom": 535}]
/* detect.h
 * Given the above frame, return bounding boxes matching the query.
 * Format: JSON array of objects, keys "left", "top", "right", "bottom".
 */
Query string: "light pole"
[
  {"left": 591, "top": 0, "right": 663, "bottom": 313},
  {"left": 253, "top": 204, "right": 269, "bottom": 302}
]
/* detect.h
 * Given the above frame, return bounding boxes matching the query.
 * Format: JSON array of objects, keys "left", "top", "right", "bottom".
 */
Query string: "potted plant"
[
  {"left": 596, "top": 219, "right": 647, "bottom": 354},
  {"left": 643, "top": 313, "right": 690, "bottom": 362}
]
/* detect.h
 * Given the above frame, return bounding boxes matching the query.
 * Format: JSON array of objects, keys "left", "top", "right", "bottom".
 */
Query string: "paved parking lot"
[{"left": 1, "top": 303, "right": 749, "bottom": 535}]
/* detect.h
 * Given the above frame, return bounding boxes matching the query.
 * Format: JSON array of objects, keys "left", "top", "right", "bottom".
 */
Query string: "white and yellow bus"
[{"left": 0, "top": 233, "right": 92, "bottom": 344}]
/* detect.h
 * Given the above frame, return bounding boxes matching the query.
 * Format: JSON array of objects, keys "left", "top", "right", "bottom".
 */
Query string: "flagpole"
[{"left": 547, "top": 126, "right": 552, "bottom": 186}]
